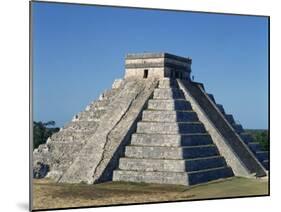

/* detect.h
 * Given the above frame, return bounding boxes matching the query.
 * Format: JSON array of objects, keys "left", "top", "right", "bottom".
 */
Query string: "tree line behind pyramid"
[{"left": 33, "top": 52, "right": 269, "bottom": 186}]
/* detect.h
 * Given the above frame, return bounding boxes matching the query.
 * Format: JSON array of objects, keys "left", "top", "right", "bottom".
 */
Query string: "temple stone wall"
[
  {"left": 125, "top": 67, "right": 165, "bottom": 79},
  {"left": 124, "top": 52, "right": 191, "bottom": 80},
  {"left": 125, "top": 58, "right": 164, "bottom": 65}
]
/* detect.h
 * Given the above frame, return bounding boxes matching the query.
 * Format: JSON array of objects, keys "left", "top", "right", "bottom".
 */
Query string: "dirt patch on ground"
[{"left": 32, "top": 177, "right": 268, "bottom": 210}]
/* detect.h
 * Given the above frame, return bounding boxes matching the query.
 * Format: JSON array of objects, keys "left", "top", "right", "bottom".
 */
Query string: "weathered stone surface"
[
  {"left": 147, "top": 99, "right": 192, "bottom": 111},
  {"left": 130, "top": 133, "right": 213, "bottom": 147},
  {"left": 125, "top": 145, "right": 219, "bottom": 159},
  {"left": 112, "top": 79, "right": 124, "bottom": 89},
  {"left": 58, "top": 79, "right": 158, "bottom": 184},
  {"left": 153, "top": 88, "right": 185, "bottom": 99},
  {"left": 33, "top": 83, "right": 124, "bottom": 181},
  {"left": 125, "top": 53, "right": 191, "bottom": 80},
  {"left": 136, "top": 122, "right": 206, "bottom": 134},
  {"left": 158, "top": 78, "right": 179, "bottom": 88},
  {"left": 114, "top": 170, "right": 189, "bottom": 185},
  {"left": 118, "top": 156, "right": 226, "bottom": 172},
  {"left": 113, "top": 166, "right": 233, "bottom": 186},
  {"left": 142, "top": 110, "right": 198, "bottom": 122}
]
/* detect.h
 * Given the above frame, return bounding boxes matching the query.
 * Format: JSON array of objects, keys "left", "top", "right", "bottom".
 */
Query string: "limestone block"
[
  {"left": 112, "top": 79, "right": 123, "bottom": 89},
  {"left": 113, "top": 170, "right": 189, "bottom": 185},
  {"left": 136, "top": 122, "right": 206, "bottom": 134},
  {"left": 158, "top": 79, "right": 179, "bottom": 88},
  {"left": 142, "top": 110, "right": 198, "bottom": 122},
  {"left": 147, "top": 99, "right": 192, "bottom": 111},
  {"left": 125, "top": 145, "right": 219, "bottom": 159},
  {"left": 118, "top": 156, "right": 226, "bottom": 172},
  {"left": 153, "top": 88, "right": 185, "bottom": 99},
  {"left": 130, "top": 133, "right": 213, "bottom": 147}
]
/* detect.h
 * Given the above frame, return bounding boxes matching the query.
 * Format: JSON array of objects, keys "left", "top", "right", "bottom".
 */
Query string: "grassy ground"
[{"left": 32, "top": 177, "right": 268, "bottom": 210}]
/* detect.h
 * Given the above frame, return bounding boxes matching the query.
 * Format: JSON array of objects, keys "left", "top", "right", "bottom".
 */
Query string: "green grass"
[{"left": 33, "top": 177, "right": 268, "bottom": 210}]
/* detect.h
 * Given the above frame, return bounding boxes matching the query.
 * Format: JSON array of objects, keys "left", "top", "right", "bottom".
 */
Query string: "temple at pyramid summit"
[{"left": 33, "top": 52, "right": 268, "bottom": 186}]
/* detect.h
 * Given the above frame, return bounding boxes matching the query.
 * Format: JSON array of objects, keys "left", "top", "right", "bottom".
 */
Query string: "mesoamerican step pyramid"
[{"left": 33, "top": 52, "right": 268, "bottom": 186}]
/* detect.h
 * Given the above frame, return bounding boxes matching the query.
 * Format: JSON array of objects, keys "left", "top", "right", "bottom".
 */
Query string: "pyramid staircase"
[
  {"left": 207, "top": 94, "right": 269, "bottom": 170},
  {"left": 113, "top": 79, "right": 234, "bottom": 185}
]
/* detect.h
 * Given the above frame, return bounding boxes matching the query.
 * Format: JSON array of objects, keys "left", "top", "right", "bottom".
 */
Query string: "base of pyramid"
[{"left": 113, "top": 167, "right": 234, "bottom": 186}]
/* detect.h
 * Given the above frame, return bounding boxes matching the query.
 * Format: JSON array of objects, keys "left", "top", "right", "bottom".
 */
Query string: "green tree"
[
  {"left": 33, "top": 121, "right": 59, "bottom": 149},
  {"left": 252, "top": 130, "right": 269, "bottom": 151}
]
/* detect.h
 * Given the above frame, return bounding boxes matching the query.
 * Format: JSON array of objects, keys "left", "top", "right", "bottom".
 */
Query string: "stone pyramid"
[
  {"left": 113, "top": 79, "right": 234, "bottom": 185},
  {"left": 33, "top": 52, "right": 268, "bottom": 185}
]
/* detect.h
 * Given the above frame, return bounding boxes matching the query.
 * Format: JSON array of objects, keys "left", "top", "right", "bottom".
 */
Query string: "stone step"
[
  {"left": 118, "top": 156, "right": 226, "bottom": 172},
  {"left": 262, "top": 160, "right": 269, "bottom": 170},
  {"left": 248, "top": 142, "right": 262, "bottom": 152},
  {"left": 125, "top": 145, "right": 219, "bottom": 159},
  {"left": 101, "top": 89, "right": 119, "bottom": 100},
  {"left": 225, "top": 114, "right": 235, "bottom": 125},
  {"left": 75, "top": 109, "right": 107, "bottom": 121},
  {"left": 113, "top": 169, "right": 189, "bottom": 185},
  {"left": 130, "top": 133, "right": 213, "bottom": 147},
  {"left": 207, "top": 94, "right": 216, "bottom": 103},
  {"left": 86, "top": 100, "right": 110, "bottom": 111},
  {"left": 63, "top": 121, "right": 99, "bottom": 131},
  {"left": 113, "top": 166, "right": 233, "bottom": 185},
  {"left": 147, "top": 99, "right": 192, "bottom": 110},
  {"left": 256, "top": 151, "right": 269, "bottom": 161},
  {"left": 142, "top": 110, "right": 198, "bottom": 122},
  {"left": 136, "top": 122, "right": 206, "bottom": 134},
  {"left": 216, "top": 104, "right": 225, "bottom": 115},
  {"left": 188, "top": 166, "right": 234, "bottom": 185},
  {"left": 147, "top": 99, "right": 192, "bottom": 111},
  {"left": 158, "top": 79, "right": 179, "bottom": 88},
  {"left": 153, "top": 88, "right": 185, "bottom": 99},
  {"left": 232, "top": 124, "right": 244, "bottom": 133},
  {"left": 239, "top": 133, "right": 254, "bottom": 144},
  {"left": 50, "top": 129, "right": 96, "bottom": 141}
]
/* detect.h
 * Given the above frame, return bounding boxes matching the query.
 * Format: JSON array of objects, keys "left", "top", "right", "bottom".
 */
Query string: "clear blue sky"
[{"left": 32, "top": 2, "right": 268, "bottom": 129}]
